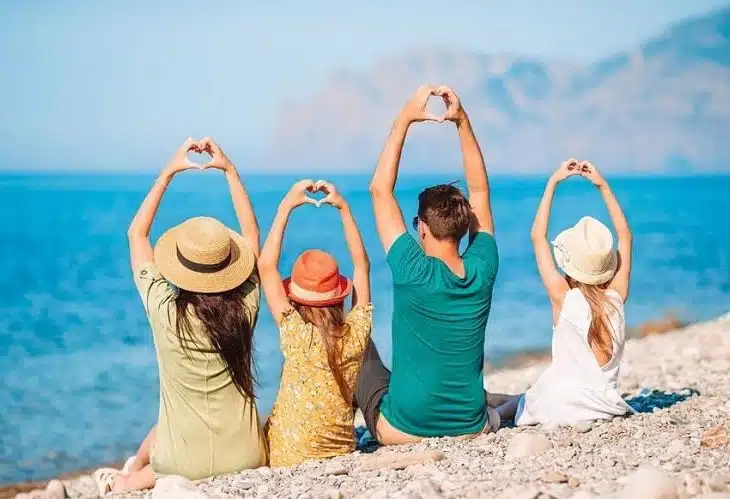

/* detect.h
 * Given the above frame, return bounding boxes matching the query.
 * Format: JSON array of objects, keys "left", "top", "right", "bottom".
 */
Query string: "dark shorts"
[{"left": 354, "top": 339, "right": 391, "bottom": 436}]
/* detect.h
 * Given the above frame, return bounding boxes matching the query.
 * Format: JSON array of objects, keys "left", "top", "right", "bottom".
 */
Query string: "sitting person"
[
  {"left": 355, "top": 85, "right": 500, "bottom": 445},
  {"left": 259, "top": 180, "right": 372, "bottom": 467},
  {"left": 496, "top": 159, "right": 634, "bottom": 425},
  {"left": 95, "top": 138, "right": 267, "bottom": 494}
]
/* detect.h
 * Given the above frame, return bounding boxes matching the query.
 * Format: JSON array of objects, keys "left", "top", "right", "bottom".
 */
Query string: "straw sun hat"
[
  {"left": 552, "top": 216, "right": 618, "bottom": 286},
  {"left": 154, "top": 217, "right": 255, "bottom": 293},
  {"left": 283, "top": 249, "right": 352, "bottom": 307}
]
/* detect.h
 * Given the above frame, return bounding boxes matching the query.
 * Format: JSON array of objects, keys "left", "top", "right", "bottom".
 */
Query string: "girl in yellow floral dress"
[{"left": 258, "top": 179, "right": 372, "bottom": 467}]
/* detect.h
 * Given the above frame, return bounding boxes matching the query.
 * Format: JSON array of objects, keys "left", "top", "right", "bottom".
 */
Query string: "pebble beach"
[{"left": 10, "top": 312, "right": 730, "bottom": 499}]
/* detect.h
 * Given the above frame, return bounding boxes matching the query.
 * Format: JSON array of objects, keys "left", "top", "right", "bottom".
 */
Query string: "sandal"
[{"left": 92, "top": 467, "right": 123, "bottom": 495}]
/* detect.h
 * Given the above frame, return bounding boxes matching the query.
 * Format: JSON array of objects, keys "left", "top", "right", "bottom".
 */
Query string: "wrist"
[
  {"left": 454, "top": 110, "right": 469, "bottom": 128},
  {"left": 394, "top": 112, "right": 413, "bottom": 129},
  {"left": 280, "top": 197, "right": 298, "bottom": 212},
  {"left": 224, "top": 165, "right": 239, "bottom": 180},
  {"left": 158, "top": 169, "right": 175, "bottom": 184}
]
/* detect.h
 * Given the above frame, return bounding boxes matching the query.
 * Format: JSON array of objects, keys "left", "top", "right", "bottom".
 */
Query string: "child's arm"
[
  {"left": 580, "top": 161, "right": 632, "bottom": 302},
  {"left": 319, "top": 181, "right": 371, "bottom": 306},
  {"left": 531, "top": 160, "right": 580, "bottom": 312},
  {"left": 258, "top": 180, "right": 317, "bottom": 325}
]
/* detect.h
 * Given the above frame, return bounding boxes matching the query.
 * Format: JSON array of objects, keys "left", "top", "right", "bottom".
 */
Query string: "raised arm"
[
  {"left": 369, "top": 85, "right": 442, "bottom": 252},
  {"left": 258, "top": 180, "right": 317, "bottom": 325},
  {"left": 437, "top": 86, "right": 493, "bottom": 236},
  {"left": 531, "top": 160, "right": 580, "bottom": 312},
  {"left": 318, "top": 181, "right": 370, "bottom": 305},
  {"left": 579, "top": 161, "right": 632, "bottom": 302},
  {"left": 127, "top": 138, "right": 198, "bottom": 271},
  {"left": 199, "top": 137, "right": 260, "bottom": 257}
]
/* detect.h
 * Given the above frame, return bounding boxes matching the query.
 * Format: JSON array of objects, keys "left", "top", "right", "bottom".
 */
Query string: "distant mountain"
[{"left": 268, "top": 6, "right": 730, "bottom": 173}]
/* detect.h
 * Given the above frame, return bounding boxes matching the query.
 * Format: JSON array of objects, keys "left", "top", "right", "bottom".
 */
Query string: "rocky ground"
[{"left": 12, "top": 313, "right": 730, "bottom": 499}]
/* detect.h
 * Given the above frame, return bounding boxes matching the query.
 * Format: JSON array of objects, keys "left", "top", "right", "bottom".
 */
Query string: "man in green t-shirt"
[{"left": 355, "top": 85, "right": 500, "bottom": 444}]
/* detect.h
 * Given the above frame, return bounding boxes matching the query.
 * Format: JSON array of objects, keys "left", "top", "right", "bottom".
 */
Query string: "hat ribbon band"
[
  {"left": 289, "top": 281, "right": 341, "bottom": 301},
  {"left": 176, "top": 247, "right": 232, "bottom": 274}
]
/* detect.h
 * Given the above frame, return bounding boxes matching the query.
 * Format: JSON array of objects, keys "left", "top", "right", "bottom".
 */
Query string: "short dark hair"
[{"left": 417, "top": 184, "right": 472, "bottom": 242}]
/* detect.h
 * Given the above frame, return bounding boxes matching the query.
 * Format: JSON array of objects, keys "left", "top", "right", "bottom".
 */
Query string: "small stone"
[
  {"left": 45, "top": 479, "right": 67, "bottom": 499},
  {"left": 256, "top": 466, "right": 273, "bottom": 478},
  {"left": 506, "top": 433, "right": 554, "bottom": 458},
  {"left": 669, "top": 414, "right": 688, "bottom": 425},
  {"left": 542, "top": 470, "right": 568, "bottom": 483},
  {"left": 701, "top": 425, "right": 729, "bottom": 449},
  {"left": 618, "top": 466, "right": 678, "bottom": 499},
  {"left": 709, "top": 474, "right": 730, "bottom": 492},
  {"left": 324, "top": 462, "right": 348, "bottom": 476},
  {"left": 568, "top": 477, "right": 580, "bottom": 488},
  {"left": 573, "top": 421, "right": 594, "bottom": 433},
  {"left": 543, "top": 422, "right": 560, "bottom": 433},
  {"left": 233, "top": 479, "right": 253, "bottom": 490},
  {"left": 152, "top": 475, "right": 208, "bottom": 499},
  {"left": 357, "top": 450, "right": 444, "bottom": 471}
]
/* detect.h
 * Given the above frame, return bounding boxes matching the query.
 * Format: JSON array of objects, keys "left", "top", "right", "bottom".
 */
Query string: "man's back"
[{"left": 379, "top": 232, "right": 499, "bottom": 437}]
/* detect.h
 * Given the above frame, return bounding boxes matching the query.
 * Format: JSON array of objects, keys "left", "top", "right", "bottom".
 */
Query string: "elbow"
[
  {"left": 530, "top": 230, "right": 544, "bottom": 242},
  {"left": 257, "top": 254, "right": 276, "bottom": 273},
  {"left": 127, "top": 226, "right": 143, "bottom": 241},
  {"left": 369, "top": 182, "right": 388, "bottom": 198}
]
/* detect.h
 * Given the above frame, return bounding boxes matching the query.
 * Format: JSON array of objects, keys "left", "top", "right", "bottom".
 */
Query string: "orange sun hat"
[{"left": 283, "top": 249, "right": 352, "bottom": 307}]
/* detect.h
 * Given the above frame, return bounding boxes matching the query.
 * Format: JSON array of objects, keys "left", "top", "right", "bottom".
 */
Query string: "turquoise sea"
[{"left": 1, "top": 172, "right": 729, "bottom": 483}]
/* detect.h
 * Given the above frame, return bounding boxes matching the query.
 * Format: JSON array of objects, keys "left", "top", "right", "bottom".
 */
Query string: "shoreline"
[{"left": 5, "top": 311, "right": 729, "bottom": 498}]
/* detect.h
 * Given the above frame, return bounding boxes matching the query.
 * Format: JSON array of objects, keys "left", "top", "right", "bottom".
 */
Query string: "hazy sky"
[{"left": 1, "top": 0, "right": 728, "bottom": 170}]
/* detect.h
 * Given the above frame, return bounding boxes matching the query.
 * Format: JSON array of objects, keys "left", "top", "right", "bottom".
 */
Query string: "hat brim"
[
  {"left": 552, "top": 232, "right": 618, "bottom": 286},
  {"left": 154, "top": 225, "right": 255, "bottom": 294},
  {"left": 282, "top": 275, "right": 352, "bottom": 307}
]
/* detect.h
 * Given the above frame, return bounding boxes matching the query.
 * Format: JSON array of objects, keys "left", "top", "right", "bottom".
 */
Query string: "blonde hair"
[
  {"left": 566, "top": 276, "right": 618, "bottom": 366},
  {"left": 293, "top": 303, "right": 353, "bottom": 404}
]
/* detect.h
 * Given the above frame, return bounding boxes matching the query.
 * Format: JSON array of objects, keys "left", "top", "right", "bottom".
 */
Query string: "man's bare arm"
[
  {"left": 437, "top": 86, "right": 493, "bottom": 236},
  {"left": 369, "top": 85, "right": 442, "bottom": 252}
]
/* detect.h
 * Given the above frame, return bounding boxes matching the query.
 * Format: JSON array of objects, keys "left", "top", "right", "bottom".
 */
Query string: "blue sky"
[{"left": 1, "top": 0, "right": 728, "bottom": 170}]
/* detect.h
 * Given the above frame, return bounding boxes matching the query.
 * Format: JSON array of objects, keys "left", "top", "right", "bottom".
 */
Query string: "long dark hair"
[
  {"left": 294, "top": 302, "right": 352, "bottom": 404},
  {"left": 175, "top": 284, "right": 256, "bottom": 400},
  {"left": 566, "top": 276, "right": 618, "bottom": 366}
]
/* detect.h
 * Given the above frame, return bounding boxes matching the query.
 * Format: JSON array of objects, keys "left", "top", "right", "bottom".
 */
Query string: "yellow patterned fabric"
[{"left": 266, "top": 304, "right": 372, "bottom": 467}]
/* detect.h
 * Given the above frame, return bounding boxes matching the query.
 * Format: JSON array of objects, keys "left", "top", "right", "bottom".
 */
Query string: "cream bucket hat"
[
  {"left": 552, "top": 216, "right": 618, "bottom": 286},
  {"left": 154, "top": 217, "right": 255, "bottom": 293}
]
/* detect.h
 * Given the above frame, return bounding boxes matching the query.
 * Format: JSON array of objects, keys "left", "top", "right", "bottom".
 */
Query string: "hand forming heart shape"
[
  {"left": 403, "top": 85, "right": 465, "bottom": 124},
  {"left": 295, "top": 180, "right": 344, "bottom": 208}
]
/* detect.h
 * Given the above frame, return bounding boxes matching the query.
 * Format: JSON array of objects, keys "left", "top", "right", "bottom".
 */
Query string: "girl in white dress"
[{"left": 496, "top": 159, "right": 634, "bottom": 426}]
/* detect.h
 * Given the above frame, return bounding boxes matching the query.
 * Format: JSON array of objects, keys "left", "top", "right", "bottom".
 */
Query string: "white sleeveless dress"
[{"left": 515, "top": 288, "right": 633, "bottom": 426}]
